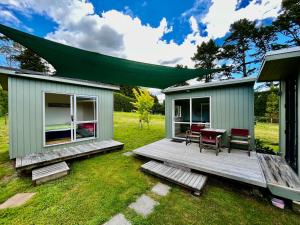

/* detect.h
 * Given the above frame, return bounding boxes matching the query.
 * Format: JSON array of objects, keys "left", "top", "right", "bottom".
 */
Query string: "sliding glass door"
[
  {"left": 44, "top": 93, "right": 98, "bottom": 146},
  {"left": 173, "top": 97, "right": 210, "bottom": 139},
  {"left": 75, "top": 96, "right": 97, "bottom": 140}
]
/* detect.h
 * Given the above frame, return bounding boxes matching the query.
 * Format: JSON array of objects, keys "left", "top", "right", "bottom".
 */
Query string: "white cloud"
[
  {"left": 0, "top": 8, "right": 20, "bottom": 24},
  {"left": 201, "top": 0, "right": 282, "bottom": 38}
]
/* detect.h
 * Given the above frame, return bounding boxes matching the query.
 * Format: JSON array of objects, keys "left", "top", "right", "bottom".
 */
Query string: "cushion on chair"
[
  {"left": 191, "top": 124, "right": 205, "bottom": 133},
  {"left": 202, "top": 137, "right": 217, "bottom": 144},
  {"left": 231, "top": 128, "right": 249, "bottom": 137}
]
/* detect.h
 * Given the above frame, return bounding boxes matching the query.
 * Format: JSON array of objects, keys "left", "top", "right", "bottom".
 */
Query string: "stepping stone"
[
  {"left": 128, "top": 194, "right": 159, "bottom": 217},
  {"left": 151, "top": 183, "right": 171, "bottom": 196},
  {"left": 0, "top": 193, "right": 36, "bottom": 209},
  {"left": 123, "top": 151, "right": 134, "bottom": 156},
  {"left": 103, "top": 213, "right": 131, "bottom": 225}
]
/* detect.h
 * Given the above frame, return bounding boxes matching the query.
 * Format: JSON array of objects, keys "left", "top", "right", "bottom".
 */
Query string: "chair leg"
[
  {"left": 228, "top": 143, "right": 231, "bottom": 153},
  {"left": 248, "top": 145, "right": 251, "bottom": 157}
]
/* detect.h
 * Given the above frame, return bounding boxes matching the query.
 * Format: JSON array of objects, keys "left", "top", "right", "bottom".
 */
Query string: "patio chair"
[
  {"left": 199, "top": 130, "right": 221, "bottom": 156},
  {"left": 185, "top": 124, "right": 205, "bottom": 145},
  {"left": 228, "top": 128, "right": 251, "bottom": 156}
]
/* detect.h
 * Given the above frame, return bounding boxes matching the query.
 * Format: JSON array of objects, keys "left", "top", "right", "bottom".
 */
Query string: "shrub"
[
  {"left": 255, "top": 138, "right": 276, "bottom": 155},
  {"left": 114, "top": 93, "right": 135, "bottom": 112}
]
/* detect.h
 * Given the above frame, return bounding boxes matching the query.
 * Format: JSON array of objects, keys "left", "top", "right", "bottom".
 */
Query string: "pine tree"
[
  {"left": 222, "top": 19, "right": 256, "bottom": 77},
  {"left": 273, "top": 0, "right": 300, "bottom": 46},
  {"left": 14, "top": 48, "right": 49, "bottom": 72},
  {"left": 191, "top": 39, "right": 220, "bottom": 82}
]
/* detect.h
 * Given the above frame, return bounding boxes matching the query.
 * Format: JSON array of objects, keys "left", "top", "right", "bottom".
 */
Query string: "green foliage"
[
  {"left": 151, "top": 95, "right": 164, "bottom": 115},
  {"left": 0, "top": 85, "right": 8, "bottom": 116},
  {"left": 265, "top": 87, "right": 279, "bottom": 123},
  {"left": 131, "top": 88, "right": 154, "bottom": 128},
  {"left": 14, "top": 48, "right": 49, "bottom": 72},
  {"left": 273, "top": 0, "right": 300, "bottom": 46},
  {"left": 114, "top": 93, "right": 135, "bottom": 112},
  {"left": 119, "top": 85, "right": 139, "bottom": 99},
  {"left": 192, "top": 39, "right": 220, "bottom": 82},
  {"left": 254, "top": 91, "right": 269, "bottom": 116},
  {"left": 255, "top": 138, "right": 276, "bottom": 155},
  {"left": 222, "top": 19, "right": 257, "bottom": 77},
  {"left": 0, "top": 35, "right": 21, "bottom": 67}
]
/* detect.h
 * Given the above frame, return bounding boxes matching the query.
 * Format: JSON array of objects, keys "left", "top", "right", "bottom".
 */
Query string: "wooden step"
[
  {"left": 32, "top": 161, "right": 70, "bottom": 185},
  {"left": 141, "top": 160, "right": 207, "bottom": 195}
]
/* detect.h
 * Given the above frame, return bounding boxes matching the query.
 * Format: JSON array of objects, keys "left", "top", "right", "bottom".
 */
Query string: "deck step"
[
  {"left": 141, "top": 160, "right": 207, "bottom": 195},
  {"left": 32, "top": 161, "right": 70, "bottom": 185},
  {"left": 257, "top": 153, "right": 300, "bottom": 201}
]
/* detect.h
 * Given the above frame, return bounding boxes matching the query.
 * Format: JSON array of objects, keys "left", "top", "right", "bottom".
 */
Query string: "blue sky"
[{"left": 0, "top": 0, "right": 282, "bottom": 83}]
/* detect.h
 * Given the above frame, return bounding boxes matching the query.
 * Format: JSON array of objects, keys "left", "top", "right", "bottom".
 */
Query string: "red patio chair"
[
  {"left": 185, "top": 124, "right": 205, "bottom": 145},
  {"left": 228, "top": 128, "right": 251, "bottom": 156},
  {"left": 199, "top": 130, "right": 221, "bottom": 156}
]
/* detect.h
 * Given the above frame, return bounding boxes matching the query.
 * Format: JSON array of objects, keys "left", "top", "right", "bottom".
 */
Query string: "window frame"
[
  {"left": 43, "top": 91, "right": 98, "bottom": 147},
  {"left": 172, "top": 96, "right": 211, "bottom": 139}
]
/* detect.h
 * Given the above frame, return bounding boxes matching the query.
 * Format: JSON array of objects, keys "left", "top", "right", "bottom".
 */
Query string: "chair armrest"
[{"left": 247, "top": 135, "right": 251, "bottom": 143}]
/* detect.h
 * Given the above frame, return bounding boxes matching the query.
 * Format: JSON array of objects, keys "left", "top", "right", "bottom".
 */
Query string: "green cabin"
[
  {"left": 163, "top": 77, "right": 256, "bottom": 146},
  {"left": 0, "top": 67, "right": 119, "bottom": 159}
]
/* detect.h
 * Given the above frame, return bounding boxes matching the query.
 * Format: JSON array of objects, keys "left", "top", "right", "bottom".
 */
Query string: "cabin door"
[{"left": 285, "top": 78, "right": 298, "bottom": 173}]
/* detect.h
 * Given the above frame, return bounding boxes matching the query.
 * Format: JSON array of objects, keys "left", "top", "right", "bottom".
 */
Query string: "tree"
[
  {"left": 222, "top": 19, "right": 257, "bottom": 77},
  {"left": 131, "top": 88, "right": 154, "bottom": 128},
  {"left": 14, "top": 48, "right": 49, "bottom": 72},
  {"left": 119, "top": 85, "right": 139, "bottom": 98},
  {"left": 173, "top": 64, "right": 189, "bottom": 86},
  {"left": 0, "top": 85, "right": 8, "bottom": 116},
  {"left": 0, "top": 35, "right": 21, "bottom": 67},
  {"left": 265, "top": 86, "right": 279, "bottom": 123},
  {"left": 151, "top": 95, "right": 165, "bottom": 114},
  {"left": 273, "top": 0, "right": 300, "bottom": 46},
  {"left": 191, "top": 39, "right": 220, "bottom": 82},
  {"left": 251, "top": 25, "right": 280, "bottom": 62}
]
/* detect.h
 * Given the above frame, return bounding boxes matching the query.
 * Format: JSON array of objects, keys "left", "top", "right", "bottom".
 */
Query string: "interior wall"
[{"left": 45, "top": 93, "right": 70, "bottom": 125}]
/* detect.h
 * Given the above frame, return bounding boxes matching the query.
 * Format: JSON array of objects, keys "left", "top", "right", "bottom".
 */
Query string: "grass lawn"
[
  {"left": 255, "top": 122, "right": 279, "bottom": 152},
  {"left": 0, "top": 112, "right": 299, "bottom": 225}
]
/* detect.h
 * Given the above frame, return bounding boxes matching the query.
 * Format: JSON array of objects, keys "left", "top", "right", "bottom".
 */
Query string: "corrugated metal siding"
[
  {"left": 165, "top": 83, "right": 255, "bottom": 146},
  {"left": 8, "top": 76, "right": 114, "bottom": 159}
]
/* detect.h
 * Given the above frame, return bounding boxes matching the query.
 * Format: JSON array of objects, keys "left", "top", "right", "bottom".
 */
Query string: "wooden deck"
[
  {"left": 257, "top": 154, "right": 300, "bottom": 201},
  {"left": 15, "top": 140, "right": 124, "bottom": 171},
  {"left": 133, "top": 139, "right": 267, "bottom": 188}
]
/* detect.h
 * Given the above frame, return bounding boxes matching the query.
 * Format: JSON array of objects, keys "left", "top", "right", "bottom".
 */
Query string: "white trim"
[
  {"left": 163, "top": 77, "right": 256, "bottom": 93},
  {"left": 171, "top": 96, "right": 212, "bottom": 139},
  {"left": 0, "top": 68, "right": 120, "bottom": 91}
]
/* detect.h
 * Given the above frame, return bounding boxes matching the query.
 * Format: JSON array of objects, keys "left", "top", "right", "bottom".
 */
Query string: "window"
[
  {"left": 173, "top": 97, "right": 210, "bottom": 138},
  {"left": 44, "top": 93, "right": 98, "bottom": 146}
]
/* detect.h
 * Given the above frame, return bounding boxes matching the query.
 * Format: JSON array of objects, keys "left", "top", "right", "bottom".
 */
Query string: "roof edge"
[
  {"left": 0, "top": 67, "right": 120, "bottom": 91},
  {"left": 162, "top": 77, "right": 256, "bottom": 93}
]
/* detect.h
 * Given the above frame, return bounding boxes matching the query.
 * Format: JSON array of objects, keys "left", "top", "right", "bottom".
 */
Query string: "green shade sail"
[{"left": 0, "top": 24, "right": 220, "bottom": 89}]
